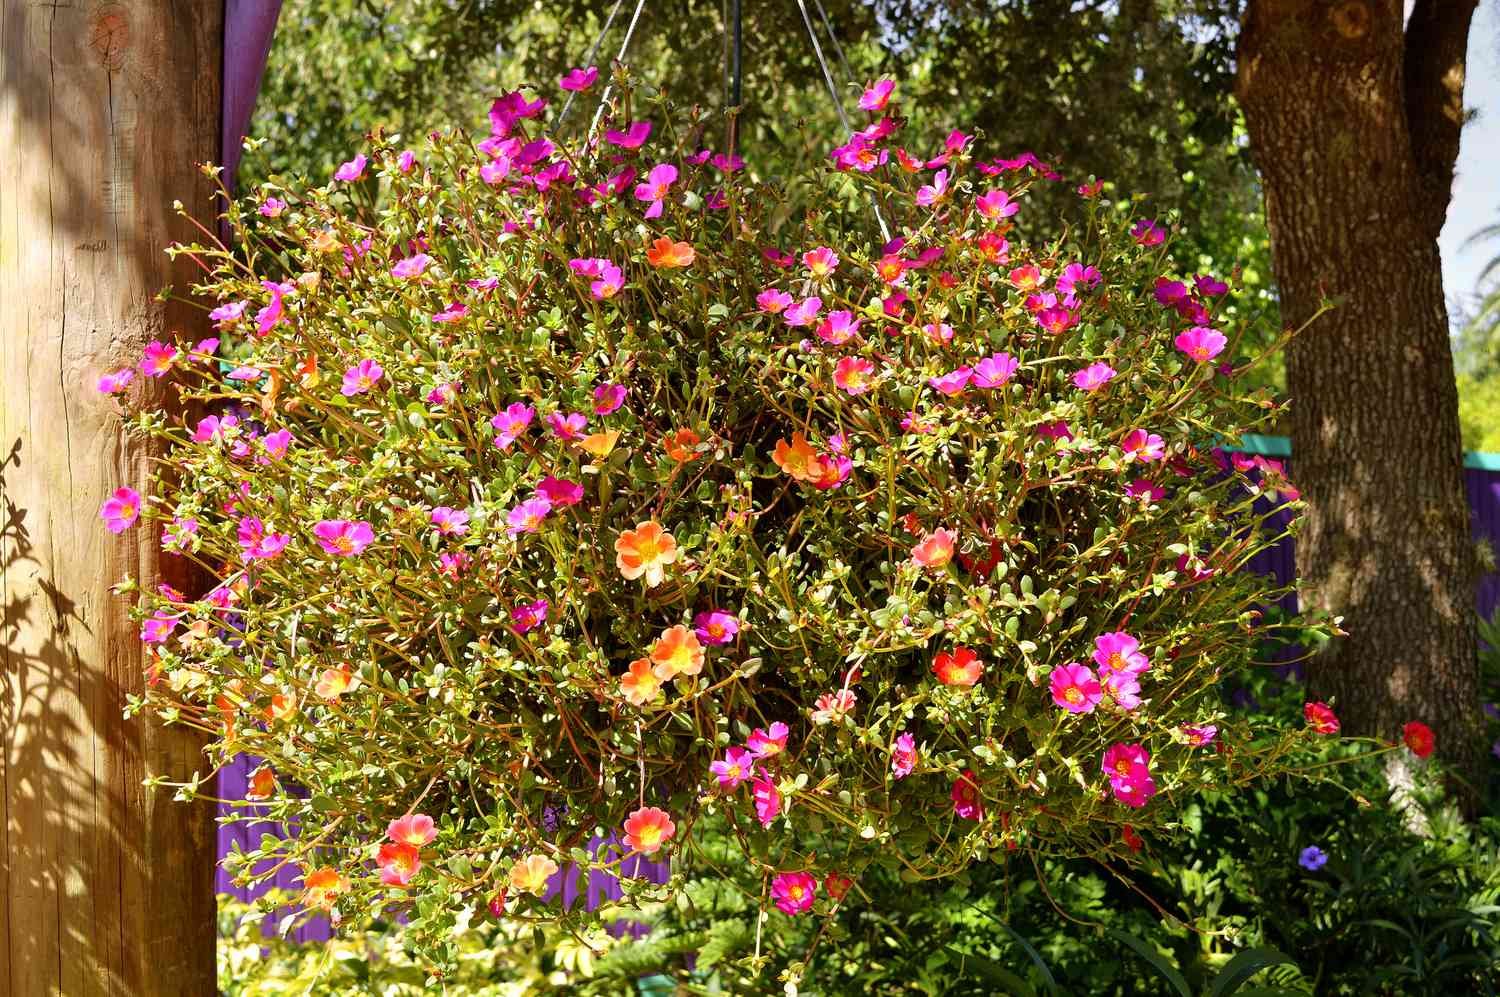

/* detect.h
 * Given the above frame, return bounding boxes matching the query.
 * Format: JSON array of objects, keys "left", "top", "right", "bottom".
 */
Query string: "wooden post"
[{"left": 1, "top": 1, "right": 222, "bottom": 993}]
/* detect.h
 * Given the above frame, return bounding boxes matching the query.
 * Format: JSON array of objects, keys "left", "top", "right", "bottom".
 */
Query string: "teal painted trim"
[{"left": 1227, "top": 433, "right": 1500, "bottom": 470}]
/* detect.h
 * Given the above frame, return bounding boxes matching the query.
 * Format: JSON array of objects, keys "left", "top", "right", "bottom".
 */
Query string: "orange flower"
[
  {"left": 911, "top": 527, "right": 957, "bottom": 570},
  {"left": 623, "top": 806, "right": 677, "bottom": 854},
  {"left": 509, "top": 853, "right": 560, "bottom": 895},
  {"left": 246, "top": 764, "right": 276, "bottom": 801},
  {"left": 646, "top": 237, "right": 695, "bottom": 268},
  {"left": 579, "top": 429, "right": 621, "bottom": 458},
  {"left": 620, "top": 657, "right": 664, "bottom": 706},
  {"left": 264, "top": 689, "right": 297, "bottom": 723},
  {"left": 615, "top": 520, "right": 680, "bottom": 587},
  {"left": 650, "top": 625, "right": 705, "bottom": 680},
  {"left": 772, "top": 432, "right": 821, "bottom": 482},
  {"left": 663, "top": 428, "right": 702, "bottom": 463},
  {"left": 933, "top": 646, "right": 984, "bottom": 687},
  {"left": 302, "top": 866, "right": 348, "bottom": 909},
  {"left": 377, "top": 842, "right": 422, "bottom": 887},
  {"left": 315, "top": 665, "right": 360, "bottom": 700}
]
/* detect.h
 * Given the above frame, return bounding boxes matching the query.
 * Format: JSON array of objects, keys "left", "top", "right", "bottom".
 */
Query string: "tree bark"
[
  {"left": 1236, "top": 0, "right": 1485, "bottom": 791},
  {"left": 1, "top": 1, "right": 222, "bottom": 993}
]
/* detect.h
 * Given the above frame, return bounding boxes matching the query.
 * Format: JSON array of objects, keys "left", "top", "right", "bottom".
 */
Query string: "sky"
[{"left": 1440, "top": 4, "right": 1500, "bottom": 316}]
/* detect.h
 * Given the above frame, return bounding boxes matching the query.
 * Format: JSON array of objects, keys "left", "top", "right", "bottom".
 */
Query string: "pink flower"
[
  {"left": 430, "top": 506, "right": 469, "bottom": 535},
  {"left": 891, "top": 732, "right": 917, "bottom": 779},
  {"left": 333, "top": 153, "right": 368, "bottom": 182},
  {"left": 209, "top": 300, "right": 248, "bottom": 326},
  {"left": 439, "top": 552, "right": 469, "bottom": 578},
  {"left": 1102, "top": 743, "right": 1156, "bottom": 807},
  {"left": 783, "top": 296, "right": 822, "bottom": 328},
  {"left": 591, "top": 263, "right": 624, "bottom": 300},
  {"left": 1154, "top": 278, "right": 1188, "bottom": 307},
  {"left": 1105, "top": 672, "right": 1143, "bottom": 711},
  {"left": 139, "top": 341, "right": 179, "bottom": 377},
  {"left": 834, "top": 356, "right": 876, "bottom": 395},
  {"left": 752, "top": 775, "right": 782, "bottom": 828},
  {"left": 506, "top": 497, "right": 552, "bottom": 536},
  {"left": 911, "top": 527, "right": 956, "bottom": 569},
  {"left": 387, "top": 814, "right": 437, "bottom": 847},
  {"left": 710, "top": 747, "right": 756, "bottom": 790},
  {"left": 757, "top": 288, "right": 793, "bottom": 314},
  {"left": 1182, "top": 724, "right": 1218, "bottom": 747},
  {"left": 510, "top": 599, "right": 549, "bottom": 634},
  {"left": 693, "top": 610, "right": 740, "bottom": 646},
  {"left": 1008, "top": 264, "right": 1043, "bottom": 290},
  {"left": 1035, "top": 306, "right": 1077, "bottom": 335},
  {"left": 604, "top": 120, "right": 651, "bottom": 149},
  {"left": 1125, "top": 479, "right": 1164, "bottom": 502},
  {"left": 1195, "top": 273, "right": 1229, "bottom": 297},
  {"left": 1038, "top": 420, "right": 1075, "bottom": 443},
  {"left": 396, "top": 150, "right": 417, "bottom": 173},
  {"left": 923, "top": 322, "right": 954, "bottom": 345},
  {"left": 100, "top": 487, "right": 142, "bottom": 533},
  {"left": 817, "top": 310, "right": 860, "bottom": 346},
  {"left": 1050, "top": 663, "right": 1103, "bottom": 713},
  {"left": 747, "top": 722, "right": 789, "bottom": 758},
  {"left": 1056, "top": 262, "right": 1102, "bottom": 303},
  {"left": 811, "top": 689, "right": 856, "bottom": 725},
  {"left": 341, "top": 359, "right": 384, "bottom": 396},
  {"left": 491, "top": 403, "right": 535, "bottom": 449},
  {"left": 952, "top": 769, "right": 983, "bottom": 819},
  {"left": 1175, "top": 326, "right": 1227, "bottom": 363},
  {"left": 633, "top": 163, "right": 678, "bottom": 219},
  {"left": 535, "top": 476, "right": 584, "bottom": 507},
  {"left": 377, "top": 843, "right": 421, "bottom": 887},
  {"left": 559, "top": 66, "right": 599, "bottom": 91},
  {"left": 1121, "top": 429, "right": 1166, "bottom": 463},
  {"left": 1072, "top": 362, "right": 1116, "bottom": 392},
  {"left": 313, "top": 519, "right": 375, "bottom": 556},
  {"left": 771, "top": 871, "right": 817, "bottom": 915},
  {"left": 928, "top": 367, "right": 972, "bottom": 396},
  {"left": 1131, "top": 219, "right": 1166, "bottom": 247},
  {"left": 858, "top": 78, "right": 895, "bottom": 111},
  {"left": 546, "top": 411, "right": 587, "bottom": 440},
  {"left": 915, "top": 169, "right": 949, "bottom": 207},
  {"left": 237, "top": 516, "right": 291, "bottom": 561},
  {"left": 976, "top": 188, "right": 1019, "bottom": 221},
  {"left": 972, "top": 353, "right": 1019, "bottom": 389},
  {"left": 161, "top": 517, "right": 198, "bottom": 552},
  {"left": 432, "top": 303, "right": 468, "bottom": 323},
  {"left": 1093, "top": 632, "right": 1150, "bottom": 680},
  {"left": 257, "top": 198, "right": 285, "bottom": 218},
  {"left": 1304, "top": 701, "right": 1340, "bottom": 735},
  {"left": 390, "top": 254, "right": 431, "bottom": 279},
  {"left": 426, "top": 382, "right": 458, "bottom": 406},
  {"left": 97, "top": 369, "right": 135, "bottom": 394},
  {"left": 593, "top": 383, "right": 627, "bottom": 415},
  {"left": 256, "top": 280, "right": 291, "bottom": 336},
  {"left": 802, "top": 247, "right": 839, "bottom": 279},
  {"left": 191, "top": 414, "right": 237, "bottom": 443},
  {"left": 140, "top": 612, "right": 177, "bottom": 645},
  {"left": 711, "top": 152, "right": 745, "bottom": 173}
]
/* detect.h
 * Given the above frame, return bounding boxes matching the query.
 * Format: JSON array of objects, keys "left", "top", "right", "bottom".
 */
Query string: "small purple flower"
[{"left": 1299, "top": 845, "right": 1327, "bottom": 872}]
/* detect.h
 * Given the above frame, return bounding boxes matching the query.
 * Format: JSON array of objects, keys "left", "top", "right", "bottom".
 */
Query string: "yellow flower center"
[{"left": 1064, "top": 687, "right": 1083, "bottom": 704}]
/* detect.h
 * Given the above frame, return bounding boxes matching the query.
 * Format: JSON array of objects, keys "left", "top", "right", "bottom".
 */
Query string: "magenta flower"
[
  {"left": 976, "top": 188, "right": 1019, "bottom": 221},
  {"left": 604, "top": 120, "right": 651, "bottom": 149},
  {"left": 1093, "top": 631, "right": 1150, "bottom": 679},
  {"left": 771, "top": 871, "right": 817, "bottom": 915},
  {"left": 817, "top": 310, "right": 860, "bottom": 346},
  {"left": 192, "top": 414, "right": 237, "bottom": 443},
  {"left": 1102, "top": 742, "right": 1156, "bottom": 807},
  {"left": 1183, "top": 723, "right": 1218, "bottom": 747},
  {"left": 1072, "top": 361, "right": 1117, "bottom": 393},
  {"left": 710, "top": 747, "right": 756, "bottom": 790},
  {"left": 257, "top": 197, "right": 285, "bottom": 218},
  {"left": 752, "top": 775, "right": 782, "bottom": 828},
  {"left": 952, "top": 769, "right": 983, "bottom": 820},
  {"left": 546, "top": 411, "right": 587, "bottom": 440},
  {"left": 396, "top": 150, "right": 417, "bottom": 173},
  {"left": 1105, "top": 672, "right": 1143, "bottom": 711},
  {"left": 209, "top": 300, "right": 248, "bottom": 326},
  {"left": 439, "top": 552, "right": 469, "bottom": 578},
  {"left": 802, "top": 247, "right": 839, "bottom": 280},
  {"left": 506, "top": 497, "right": 552, "bottom": 536},
  {"left": 1035, "top": 306, "right": 1077, "bottom": 336},
  {"left": 1154, "top": 278, "right": 1188, "bottom": 307},
  {"left": 633, "top": 163, "right": 678, "bottom": 219},
  {"left": 747, "top": 722, "right": 789, "bottom": 758},
  {"left": 432, "top": 303, "right": 468, "bottom": 323},
  {"left": 590, "top": 263, "right": 624, "bottom": 300},
  {"left": 139, "top": 341, "right": 179, "bottom": 378},
  {"left": 757, "top": 288, "right": 793, "bottom": 314},
  {"left": 99, "top": 487, "right": 142, "bottom": 533},
  {"left": 1056, "top": 262, "right": 1102, "bottom": 304},
  {"left": 480, "top": 158, "right": 512, "bottom": 185},
  {"left": 1121, "top": 428, "right": 1166, "bottom": 463},
  {"left": 1050, "top": 663, "right": 1103, "bottom": 713},
  {"left": 1195, "top": 273, "right": 1229, "bottom": 297},
  {"left": 491, "top": 403, "right": 535, "bottom": 450},
  {"left": 1125, "top": 479, "right": 1164, "bottom": 502},
  {"left": 1131, "top": 219, "right": 1166, "bottom": 247},
  {"left": 256, "top": 280, "right": 291, "bottom": 336},
  {"left": 928, "top": 367, "right": 973, "bottom": 397},
  {"left": 333, "top": 153, "right": 368, "bottom": 182},
  {"left": 891, "top": 732, "right": 917, "bottom": 779},
  {"left": 237, "top": 516, "right": 291, "bottom": 561},
  {"left": 593, "top": 383, "right": 627, "bottom": 415},
  {"left": 313, "top": 519, "right": 375, "bottom": 556},
  {"left": 559, "top": 66, "right": 599, "bottom": 91},
  {"left": 390, "top": 254, "right": 431, "bottom": 279},
  {"left": 535, "top": 476, "right": 584, "bottom": 507},
  {"left": 711, "top": 152, "right": 744, "bottom": 173},
  {"left": 341, "top": 359, "right": 384, "bottom": 397},
  {"left": 783, "top": 296, "right": 822, "bottom": 328},
  {"left": 859, "top": 78, "right": 895, "bottom": 111},
  {"left": 510, "top": 599, "right": 549, "bottom": 634},
  {"left": 1038, "top": 420, "right": 1075, "bottom": 443},
  {"left": 1175, "top": 326, "right": 1227, "bottom": 363},
  {"left": 430, "top": 506, "right": 470, "bottom": 536},
  {"left": 140, "top": 612, "right": 177, "bottom": 645},
  {"left": 426, "top": 382, "right": 458, "bottom": 406},
  {"left": 915, "top": 169, "right": 949, "bottom": 207},
  {"left": 693, "top": 610, "right": 740, "bottom": 646},
  {"left": 97, "top": 369, "right": 135, "bottom": 395}
]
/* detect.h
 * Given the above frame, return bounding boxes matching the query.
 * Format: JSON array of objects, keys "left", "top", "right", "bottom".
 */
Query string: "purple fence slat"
[{"left": 222, "top": 0, "right": 283, "bottom": 187}]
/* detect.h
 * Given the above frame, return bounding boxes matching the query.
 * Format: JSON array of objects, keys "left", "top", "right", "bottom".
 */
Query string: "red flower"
[
  {"left": 933, "top": 647, "right": 984, "bottom": 687},
  {"left": 1402, "top": 721, "right": 1435, "bottom": 759},
  {"left": 1303, "top": 701, "right": 1340, "bottom": 735},
  {"left": 824, "top": 871, "right": 853, "bottom": 901},
  {"left": 1122, "top": 824, "right": 1143, "bottom": 853}
]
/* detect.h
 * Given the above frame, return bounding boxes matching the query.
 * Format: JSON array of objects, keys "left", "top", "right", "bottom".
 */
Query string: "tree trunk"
[
  {"left": 1236, "top": 0, "right": 1485, "bottom": 791},
  {"left": 1, "top": 1, "right": 222, "bottom": 993}
]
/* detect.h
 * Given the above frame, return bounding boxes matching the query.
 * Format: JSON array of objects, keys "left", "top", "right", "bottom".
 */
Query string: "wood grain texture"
[{"left": 1, "top": 1, "right": 222, "bottom": 992}]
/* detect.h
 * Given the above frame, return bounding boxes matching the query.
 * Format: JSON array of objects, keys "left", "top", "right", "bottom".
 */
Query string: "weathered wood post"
[{"left": 1, "top": 1, "right": 222, "bottom": 992}]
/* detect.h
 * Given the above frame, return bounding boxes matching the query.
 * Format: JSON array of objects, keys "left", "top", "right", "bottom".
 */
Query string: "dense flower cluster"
[{"left": 112, "top": 70, "right": 1341, "bottom": 953}]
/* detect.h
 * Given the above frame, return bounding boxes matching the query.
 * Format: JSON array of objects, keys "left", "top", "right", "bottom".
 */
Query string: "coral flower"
[
  {"left": 100, "top": 487, "right": 142, "bottom": 533},
  {"left": 664, "top": 428, "right": 702, "bottom": 463},
  {"left": 1072, "top": 361, "right": 1117, "bottom": 392},
  {"left": 302, "top": 867, "right": 348, "bottom": 909},
  {"left": 747, "top": 722, "right": 789, "bottom": 758},
  {"left": 620, "top": 657, "right": 664, "bottom": 706},
  {"left": 825, "top": 871, "right": 853, "bottom": 900},
  {"left": 579, "top": 430, "right": 621, "bottom": 457},
  {"left": 246, "top": 765, "right": 276, "bottom": 801},
  {"left": 891, "top": 732, "right": 918, "bottom": 778},
  {"left": 1304, "top": 701, "right": 1340, "bottom": 735},
  {"left": 859, "top": 78, "right": 895, "bottom": 111},
  {"left": 1402, "top": 721, "right": 1435, "bottom": 758},
  {"left": 933, "top": 647, "right": 984, "bottom": 687},
  {"left": 650, "top": 624, "right": 706, "bottom": 680},
  {"left": 771, "top": 871, "right": 818, "bottom": 915},
  {"left": 952, "top": 769, "right": 983, "bottom": 819},
  {"left": 811, "top": 689, "right": 856, "bottom": 724},
  {"left": 509, "top": 854, "right": 559, "bottom": 896},
  {"left": 646, "top": 237, "right": 695, "bottom": 268},
  {"left": 710, "top": 747, "right": 757, "bottom": 790},
  {"left": 623, "top": 806, "right": 676, "bottom": 854},
  {"left": 817, "top": 310, "right": 861, "bottom": 345},
  {"left": 1050, "top": 663, "right": 1103, "bottom": 713},
  {"left": 1175, "top": 325, "right": 1227, "bottom": 363},
  {"left": 313, "top": 519, "right": 374, "bottom": 556},
  {"left": 315, "top": 665, "right": 360, "bottom": 700},
  {"left": 911, "top": 527, "right": 956, "bottom": 569},
  {"left": 802, "top": 246, "right": 840, "bottom": 279},
  {"left": 1008, "top": 264, "right": 1043, "bottom": 290},
  {"left": 973, "top": 352, "right": 1019, "bottom": 388},
  {"left": 1122, "top": 824, "right": 1144, "bottom": 852},
  {"left": 834, "top": 356, "right": 877, "bottom": 395},
  {"left": 693, "top": 610, "right": 740, "bottom": 646},
  {"left": 615, "top": 520, "right": 679, "bottom": 587},
  {"left": 773, "top": 433, "right": 823, "bottom": 483},
  {"left": 388, "top": 814, "right": 437, "bottom": 847}
]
